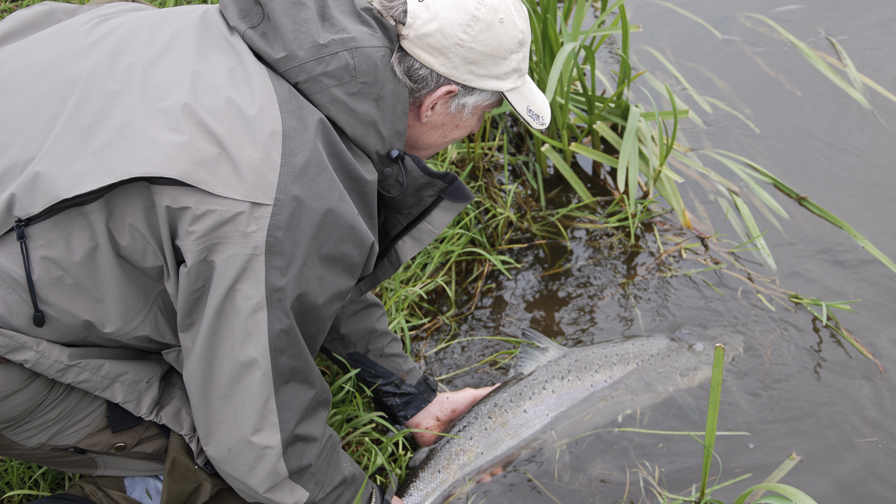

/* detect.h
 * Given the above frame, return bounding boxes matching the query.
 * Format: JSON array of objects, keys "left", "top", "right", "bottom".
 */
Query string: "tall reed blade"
[
  {"left": 827, "top": 36, "right": 868, "bottom": 104},
  {"left": 641, "top": 46, "right": 713, "bottom": 113},
  {"left": 810, "top": 49, "right": 896, "bottom": 106},
  {"left": 732, "top": 483, "right": 819, "bottom": 504},
  {"left": 650, "top": 0, "right": 722, "bottom": 39},
  {"left": 707, "top": 150, "right": 896, "bottom": 276},
  {"left": 617, "top": 4, "right": 632, "bottom": 94},
  {"left": 541, "top": 144, "right": 592, "bottom": 202},
  {"left": 698, "top": 343, "right": 726, "bottom": 502},
  {"left": 742, "top": 14, "right": 871, "bottom": 109},
  {"left": 617, "top": 105, "right": 643, "bottom": 196},
  {"left": 731, "top": 192, "right": 777, "bottom": 272},
  {"left": 745, "top": 453, "right": 803, "bottom": 504}
]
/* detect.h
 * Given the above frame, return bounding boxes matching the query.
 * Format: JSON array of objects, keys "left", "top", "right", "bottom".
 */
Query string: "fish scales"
[{"left": 399, "top": 333, "right": 691, "bottom": 504}]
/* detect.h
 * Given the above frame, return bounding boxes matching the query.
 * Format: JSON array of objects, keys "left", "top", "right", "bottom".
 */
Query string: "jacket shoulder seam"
[{"left": 279, "top": 44, "right": 392, "bottom": 74}]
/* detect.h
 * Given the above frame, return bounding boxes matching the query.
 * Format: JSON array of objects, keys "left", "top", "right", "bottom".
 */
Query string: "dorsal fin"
[{"left": 511, "top": 328, "right": 570, "bottom": 377}]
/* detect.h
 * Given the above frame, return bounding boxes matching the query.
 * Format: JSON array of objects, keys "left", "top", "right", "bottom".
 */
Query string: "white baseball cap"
[{"left": 390, "top": 0, "right": 551, "bottom": 130}]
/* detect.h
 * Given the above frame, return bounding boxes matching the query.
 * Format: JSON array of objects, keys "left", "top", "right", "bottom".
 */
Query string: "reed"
[
  {"left": 515, "top": 0, "right": 895, "bottom": 285},
  {"left": 620, "top": 345, "right": 818, "bottom": 504}
]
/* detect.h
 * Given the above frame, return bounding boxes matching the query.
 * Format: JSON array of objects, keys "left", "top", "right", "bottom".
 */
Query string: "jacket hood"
[{"left": 220, "top": 0, "right": 409, "bottom": 169}]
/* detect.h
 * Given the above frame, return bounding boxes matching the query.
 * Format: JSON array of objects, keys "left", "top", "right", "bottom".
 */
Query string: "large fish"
[{"left": 397, "top": 328, "right": 743, "bottom": 504}]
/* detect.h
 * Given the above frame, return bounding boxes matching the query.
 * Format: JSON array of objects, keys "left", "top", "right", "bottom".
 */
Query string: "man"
[{"left": 0, "top": 0, "right": 550, "bottom": 503}]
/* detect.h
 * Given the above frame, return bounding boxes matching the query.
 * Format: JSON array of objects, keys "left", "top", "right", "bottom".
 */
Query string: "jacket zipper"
[
  {"left": 1, "top": 177, "right": 193, "bottom": 237},
  {"left": 13, "top": 219, "right": 45, "bottom": 328},
  {"left": 3, "top": 177, "right": 194, "bottom": 329}
]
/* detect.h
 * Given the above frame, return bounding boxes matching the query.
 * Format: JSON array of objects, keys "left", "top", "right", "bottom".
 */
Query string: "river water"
[{"left": 420, "top": 1, "right": 896, "bottom": 502}]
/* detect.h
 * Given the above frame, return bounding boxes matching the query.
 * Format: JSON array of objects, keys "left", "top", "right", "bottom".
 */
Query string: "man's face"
[{"left": 405, "top": 86, "right": 502, "bottom": 159}]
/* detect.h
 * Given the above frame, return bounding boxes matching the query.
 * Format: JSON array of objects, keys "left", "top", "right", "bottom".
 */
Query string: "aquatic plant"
[
  {"left": 617, "top": 345, "right": 818, "bottom": 504},
  {"left": 517, "top": 0, "right": 895, "bottom": 279},
  {"left": 503, "top": 0, "right": 893, "bottom": 363}
]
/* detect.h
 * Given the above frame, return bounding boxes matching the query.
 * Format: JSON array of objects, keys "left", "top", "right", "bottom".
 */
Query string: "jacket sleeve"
[
  {"left": 322, "top": 292, "right": 438, "bottom": 424},
  {"left": 175, "top": 236, "right": 379, "bottom": 504}
]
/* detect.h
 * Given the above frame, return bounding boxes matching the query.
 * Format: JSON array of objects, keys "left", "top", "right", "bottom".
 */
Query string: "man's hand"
[{"left": 404, "top": 385, "right": 499, "bottom": 447}]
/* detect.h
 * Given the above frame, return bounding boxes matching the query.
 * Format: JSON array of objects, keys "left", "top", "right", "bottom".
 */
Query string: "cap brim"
[{"left": 503, "top": 75, "right": 551, "bottom": 130}]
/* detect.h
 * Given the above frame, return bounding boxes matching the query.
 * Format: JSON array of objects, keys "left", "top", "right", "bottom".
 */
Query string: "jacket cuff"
[
  {"left": 372, "top": 483, "right": 385, "bottom": 504},
  {"left": 371, "top": 480, "right": 397, "bottom": 504},
  {"left": 344, "top": 352, "right": 438, "bottom": 424}
]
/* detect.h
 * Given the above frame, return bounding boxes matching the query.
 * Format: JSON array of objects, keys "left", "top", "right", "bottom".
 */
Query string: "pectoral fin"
[{"left": 408, "top": 446, "right": 432, "bottom": 468}]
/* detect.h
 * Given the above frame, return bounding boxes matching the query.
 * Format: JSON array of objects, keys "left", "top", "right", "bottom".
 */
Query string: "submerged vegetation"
[
  {"left": 1, "top": 0, "right": 892, "bottom": 502},
  {"left": 613, "top": 346, "right": 817, "bottom": 504}
]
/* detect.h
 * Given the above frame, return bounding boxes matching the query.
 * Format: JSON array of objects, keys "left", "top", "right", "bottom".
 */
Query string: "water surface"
[{"left": 421, "top": 1, "right": 896, "bottom": 502}]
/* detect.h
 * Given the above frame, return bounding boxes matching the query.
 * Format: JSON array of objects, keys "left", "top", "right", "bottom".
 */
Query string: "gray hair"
[{"left": 369, "top": 0, "right": 504, "bottom": 116}]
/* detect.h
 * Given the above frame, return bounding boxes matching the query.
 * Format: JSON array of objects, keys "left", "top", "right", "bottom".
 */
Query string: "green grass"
[
  {"left": 0, "top": 462, "right": 77, "bottom": 504},
  {"left": 319, "top": 357, "right": 417, "bottom": 493}
]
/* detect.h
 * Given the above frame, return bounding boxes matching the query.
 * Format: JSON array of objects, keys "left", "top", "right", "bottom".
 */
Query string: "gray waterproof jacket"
[{"left": 0, "top": 1, "right": 473, "bottom": 503}]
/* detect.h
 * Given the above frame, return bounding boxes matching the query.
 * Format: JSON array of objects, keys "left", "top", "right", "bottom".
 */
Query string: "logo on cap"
[{"left": 526, "top": 106, "right": 548, "bottom": 127}]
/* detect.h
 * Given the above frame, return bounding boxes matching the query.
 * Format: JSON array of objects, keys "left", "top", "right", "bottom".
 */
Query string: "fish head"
[{"left": 671, "top": 331, "right": 744, "bottom": 388}]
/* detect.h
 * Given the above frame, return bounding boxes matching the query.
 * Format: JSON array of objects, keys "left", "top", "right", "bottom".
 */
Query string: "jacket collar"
[{"left": 220, "top": 0, "right": 409, "bottom": 174}]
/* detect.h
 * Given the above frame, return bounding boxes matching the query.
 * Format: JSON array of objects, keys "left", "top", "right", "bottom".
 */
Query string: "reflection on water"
[{"left": 418, "top": 0, "right": 896, "bottom": 502}]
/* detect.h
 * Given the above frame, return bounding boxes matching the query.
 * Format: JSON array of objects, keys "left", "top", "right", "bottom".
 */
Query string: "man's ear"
[{"left": 417, "top": 85, "right": 459, "bottom": 123}]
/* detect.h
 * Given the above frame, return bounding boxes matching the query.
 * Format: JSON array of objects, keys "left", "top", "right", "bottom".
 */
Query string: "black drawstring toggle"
[
  {"left": 14, "top": 219, "right": 45, "bottom": 328},
  {"left": 377, "top": 149, "right": 407, "bottom": 198}
]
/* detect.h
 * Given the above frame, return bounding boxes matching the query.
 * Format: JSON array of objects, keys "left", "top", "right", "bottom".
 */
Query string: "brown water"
[{"left": 421, "top": 1, "right": 896, "bottom": 502}]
